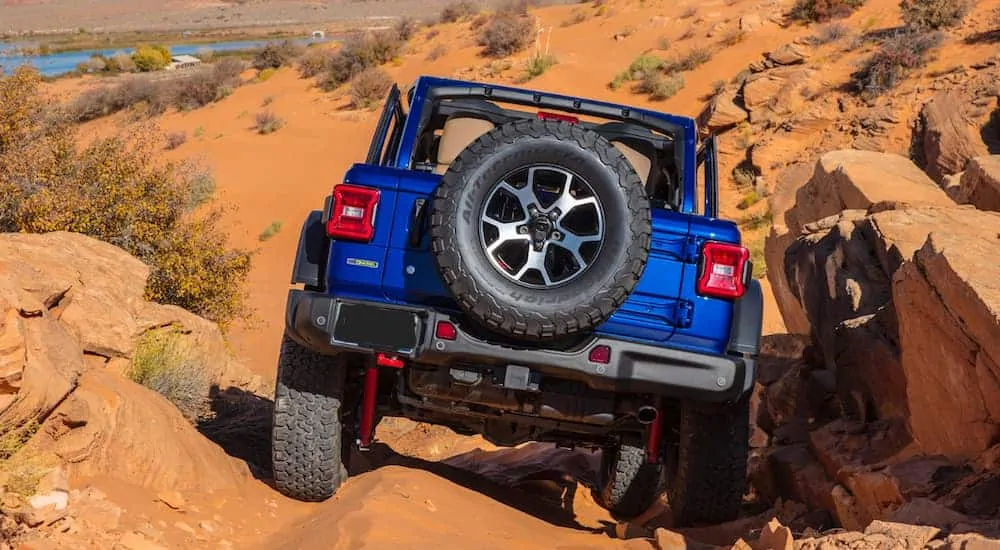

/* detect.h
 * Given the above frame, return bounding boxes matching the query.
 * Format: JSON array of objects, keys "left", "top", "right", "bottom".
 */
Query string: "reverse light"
[
  {"left": 696, "top": 241, "right": 751, "bottom": 299},
  {"left": 537, "top": 111, "right": 579, "bottom": 124},
  {"left": 435, "top": 321, "right": 457, "bottom": 341},
  {"left": 588, "top": 345, "right": 611, "bottom": 364},
  {"left": 326, "top": 184, "right": 379, "bottom": 242}
]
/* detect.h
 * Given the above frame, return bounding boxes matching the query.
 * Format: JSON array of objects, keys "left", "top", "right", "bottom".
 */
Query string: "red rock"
[
  {"left": 954, "top": 156, "right": 1000, "bottom": 212},
  {"left": 920, "top": 94, "right": 989, "bottom": 186}
]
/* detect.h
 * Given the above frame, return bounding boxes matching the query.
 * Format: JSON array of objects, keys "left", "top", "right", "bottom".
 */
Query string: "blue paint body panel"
[{"left": 321, "top": 76, "right": 744, "bottom": 357}]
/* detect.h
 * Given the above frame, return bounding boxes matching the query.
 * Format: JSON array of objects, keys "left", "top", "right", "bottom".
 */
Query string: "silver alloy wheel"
[{"left": 478, "top": 165, "right": 605, "bottom": 288}]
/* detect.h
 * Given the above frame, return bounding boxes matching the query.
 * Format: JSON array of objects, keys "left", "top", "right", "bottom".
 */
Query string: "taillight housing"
[
  {"left": 326, "top": 184, "right": 379, "bottom": 242},
  {"left": 696, "top": 241, "right": 751, "bottom": 299}
]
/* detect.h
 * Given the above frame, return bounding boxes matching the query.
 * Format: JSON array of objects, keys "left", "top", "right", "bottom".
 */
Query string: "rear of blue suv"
[{"left": 274, "top": 76, "right": 763, "bottom": 526}]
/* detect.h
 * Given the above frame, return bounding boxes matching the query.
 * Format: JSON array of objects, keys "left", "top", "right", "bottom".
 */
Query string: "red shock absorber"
[
  {"left": 357, "top": 365, "right": 380, "bottom": 451},
  {"left": 644, "top": 397, "right": 663, "bottom": 464},
  {"left": 357, "top": 354, "right": 405, "bottom": 451}
]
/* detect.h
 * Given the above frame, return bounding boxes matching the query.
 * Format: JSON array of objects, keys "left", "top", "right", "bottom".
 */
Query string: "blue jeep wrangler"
[{"left": 272, "top": 76, "right": 763, "bottom": 525}]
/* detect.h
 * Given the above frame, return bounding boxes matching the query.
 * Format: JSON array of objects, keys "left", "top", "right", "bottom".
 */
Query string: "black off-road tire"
[
  {"left": 271, "top": 333, "right": 349, "bottom": 502},
  {"left": 667, "top": 397, "right": 751, "bottom": 527},
  {"left": 594, "top": 443, "right": 664, "bottom": 519},
  {"left": 429, "top": 118, "right": 651, "bottom": 341}
]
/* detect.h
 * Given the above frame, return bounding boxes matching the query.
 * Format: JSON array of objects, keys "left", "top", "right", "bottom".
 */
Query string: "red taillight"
[
  {"left": 696, "top": 241, "right": 750, "bottom": 299},
  {"left": 435, "top": 321, "right": 457, "bottom": 341},
  {"left": 326, "top": 184, "right": 379, "bottom": 242},
  {"left": 537, "top": 111, "right": 579, "bottom": 124},
  {"left": 589, "top": 345, "right": 611, "bottom": 364}
]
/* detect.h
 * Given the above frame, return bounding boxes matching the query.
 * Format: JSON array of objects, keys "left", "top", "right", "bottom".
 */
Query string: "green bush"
[
  {"left": 1, "top": 67, "right": 253, "bottom": 327},
  {"left": 899, "top": 0, "right": 971, "bottom": 30},
  {"left": 132, "top": 44, "right": 172, "bottom": 72}
]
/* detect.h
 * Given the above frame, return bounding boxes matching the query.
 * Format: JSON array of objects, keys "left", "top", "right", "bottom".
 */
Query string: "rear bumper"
[{"left": 285, "top": 289, "right": 754, "bottom": 403}]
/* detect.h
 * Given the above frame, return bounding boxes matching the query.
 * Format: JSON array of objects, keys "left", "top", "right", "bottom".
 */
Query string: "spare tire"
[{"left": 429, "top": 118, "right": 651, "bottom": 341}]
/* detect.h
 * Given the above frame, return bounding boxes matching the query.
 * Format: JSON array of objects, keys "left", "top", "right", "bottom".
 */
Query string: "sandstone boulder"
[
  {"left": 767, "top": 43, "right": 810, "bottom": 66},
  {"left": 954, "top": 156, "right": 1000, "bottom": 211},
  {"left": 742, "top": 67, "right": 822, "bottom": 122},
  {"left": 892, "top": 218, "right": 1000, "bottom": 460},
  {"left": 0, "top": 231, "right": 260, "bottom": 496},
  {"left": 920, "top": 93, "right": 989, "bottom": 186},
  {"left": 697, "top": 89, "right": 748, "bottom": 131},
  {"left": 767, "top": 151, "right": 953, "bottom": 339}
]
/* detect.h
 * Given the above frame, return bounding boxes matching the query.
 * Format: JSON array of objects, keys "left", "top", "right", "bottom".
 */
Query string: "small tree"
[{"left": 132, "top": 44, "right": 171, "bottom": 72}]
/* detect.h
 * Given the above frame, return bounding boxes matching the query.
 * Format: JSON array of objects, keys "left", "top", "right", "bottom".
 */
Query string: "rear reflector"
[
  {"left": 589, "top": 345, "right": 611, "bottom": 364},
  {"left": 696, "top": 241, "right": 750, "bottom": 299},
  {"left": 435, "top": 321, "right": 457, "bottom": 341},
  {"left": 326, "top": 184, "right": 379, "bottom": 242},
  {"left": 537, "top": 111, "right": 579, "bottom": 124}
]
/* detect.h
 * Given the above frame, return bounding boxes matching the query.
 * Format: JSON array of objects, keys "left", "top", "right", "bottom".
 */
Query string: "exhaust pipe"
[{"left": 637, "top": 405, "right": 658, "bottom": 425}]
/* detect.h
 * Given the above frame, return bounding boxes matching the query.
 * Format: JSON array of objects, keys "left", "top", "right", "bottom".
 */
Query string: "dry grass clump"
[{"left": 128, "top": 329, "right": 212, "bottom": 422}]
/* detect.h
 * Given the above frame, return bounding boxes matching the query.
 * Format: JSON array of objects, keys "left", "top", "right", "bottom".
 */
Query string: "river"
[{"left": 0, "top": 37, "right": 324, "bottom": 77}]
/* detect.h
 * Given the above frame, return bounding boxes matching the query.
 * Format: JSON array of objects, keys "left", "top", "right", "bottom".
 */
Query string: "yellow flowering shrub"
[{"left": 0, "top": 66, "right": 253, "bottom": 328}]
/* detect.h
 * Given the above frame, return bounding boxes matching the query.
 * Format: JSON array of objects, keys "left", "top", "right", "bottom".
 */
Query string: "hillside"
[{"left": 3, "top": 0, "right": 1000, "bottom": 548}]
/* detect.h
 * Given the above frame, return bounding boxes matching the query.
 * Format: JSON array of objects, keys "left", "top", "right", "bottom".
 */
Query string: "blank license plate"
[{"left": 332, "top": 303, "right": 420, "bottom": 353}]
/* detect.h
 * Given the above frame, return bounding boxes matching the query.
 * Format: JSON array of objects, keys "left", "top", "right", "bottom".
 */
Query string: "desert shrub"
[
  {"left": 69, "top": 76, "right": 173, "bottom": 121},
  {"left": 350, "top": 67, "right": 394, "bottom": 108},
  {"left": 562, "top": 8, "right": 588, "bottom": 26},
  {"left": 257, "top": 67, "right": 277, "bottom": 82},
  {"left": 395, "top": 16, "right": 422, "bottom": 41},
  {"left": 522, "top": 53, "right": 557, "bottom": 81},
  {"left": 194, "top": 47, "right": 215, "bottom": 62},
  {"left": 253, "top": 40, "right": 306, "bottom": 70},
  {"left": 852, "top": 30, "right": 942, "bottom": 98},
  {"left": 441, "top": 0, "right": 480, "bottom": 22},
  {"left": 720, "top": 29, "right": 746, "bottom": 46},
  {"left": 426, "top": 44, "right": 448, "bottom": 61},
  {"left": 1, "top": 67, "right": 253, "bottom": 326},
  {"left": 255, "top": 110, "right": 285, "bottom": 133},
  {"left": 477, "top": 13, "right": 535, "bottom": 57},
  {"left": 638, "top": 72, "right": 685, "bottom": 100},
  {"left": 899, "top": 0, "right": 971, "bottom": 30},
  {"left": 610, "top": 53, "right": 664, "bottom": 89},
  {"left": 297, "top": 47, "right": 334, "bottom": 78},
  {"left": 664, "top": 46, "right": 714, "bottom": 72},
  {"left": 128, "top": 329, "right": 211, "bottom": 422},
  {"left": 108, "top": 51, "right": 136, "bottom": 72},
  {"left": 259, "top": 220, "right": 283, "bottom": 241},
  {"left": 78, "top": 55, "right": 107, "bottom": 73},
  {"left": 165, "top": 130, "right": 187, "bottom": 150},
  {"left": 811, "top": 21, "right": 851, "bottom": 43},
  {"left": 789, "top": 0, "right": 866, "bottom": 22},
  {"left": 172, "top": 58, "right": 244, "bottom": 110},
  {"left": 0, "top": 420, "right": 46, "bottom": 498},
  {"left": 132, "top": 44, "right": 172, "bottom": 72},
  {"left": 319, "top": 30, "right": 403, "bottom": 91}
]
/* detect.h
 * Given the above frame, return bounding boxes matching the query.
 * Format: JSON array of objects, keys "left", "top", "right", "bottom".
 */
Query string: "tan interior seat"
[
  {"left": 435, "top": 116, "right": 497, "bottom": 174},
  {"left": 433, "top": 116, "right": 654, "bottom": 191},
  {"left": 611, "top": 141, "right": 652, "bottom": 187}
]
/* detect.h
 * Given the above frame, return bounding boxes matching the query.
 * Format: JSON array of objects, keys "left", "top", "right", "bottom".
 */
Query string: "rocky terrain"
[{"left": 4, "top": 0, "right": 1000, "bottom": 548}]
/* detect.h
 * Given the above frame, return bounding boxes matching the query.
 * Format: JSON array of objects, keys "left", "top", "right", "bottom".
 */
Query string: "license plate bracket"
[{"left": 331, "top": 302, "right": 421, "bottom": 354}]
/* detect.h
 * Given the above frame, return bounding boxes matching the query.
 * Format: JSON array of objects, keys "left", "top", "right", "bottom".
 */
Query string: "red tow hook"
[
  {"left": 643, "top": 398, "right": 663, "bottom": 464},
  {"left": 357, "top": 354, "right": 405, "bottom": 451}
]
